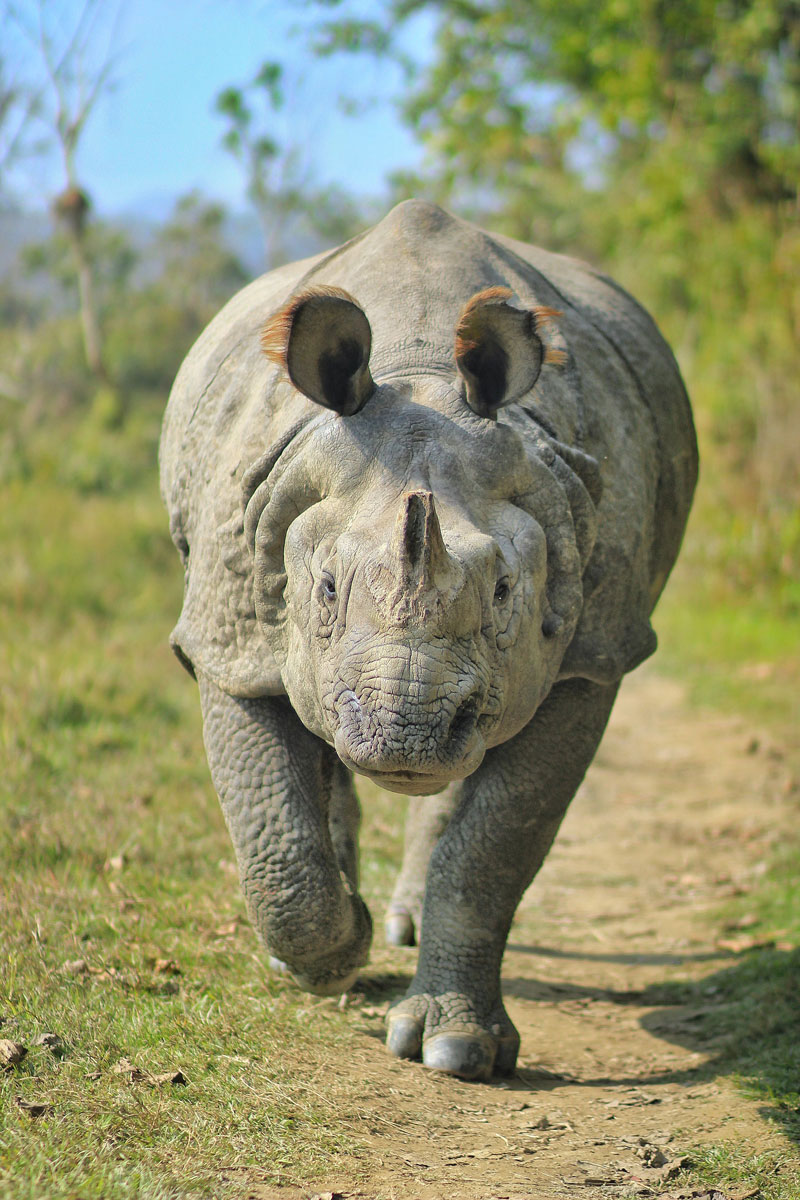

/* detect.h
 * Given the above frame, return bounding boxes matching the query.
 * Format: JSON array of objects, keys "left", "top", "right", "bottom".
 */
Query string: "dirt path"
[{"left": 259, "top": 668, "right": 798, "bottom": 1200}]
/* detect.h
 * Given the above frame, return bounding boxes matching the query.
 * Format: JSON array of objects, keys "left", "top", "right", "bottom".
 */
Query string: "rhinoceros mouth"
[
  {"left": 331, "top": 686, "right": 486, "bottom": 789},
  {"left": 340, "top": 758, "right": 482, "bottom": 796}
]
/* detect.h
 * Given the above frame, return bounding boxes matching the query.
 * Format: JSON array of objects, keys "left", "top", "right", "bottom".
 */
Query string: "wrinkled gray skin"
[{"left": 160, "top": 200, "right": 697, "bottom": 1081}]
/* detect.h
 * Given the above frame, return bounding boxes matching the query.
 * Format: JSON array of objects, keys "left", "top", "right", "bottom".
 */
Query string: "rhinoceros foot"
[
  {"left": 270, "top": 954, "right": 361, "bottom": 997},
  {"left": 385, "top": 991, "right": 519, "bottom": 1081},
  {"left": 266, "top": 890, "right": 372, "bottom": 997},
  {"left": 384, "top": 904, "right": 419, "bottom": 947}
]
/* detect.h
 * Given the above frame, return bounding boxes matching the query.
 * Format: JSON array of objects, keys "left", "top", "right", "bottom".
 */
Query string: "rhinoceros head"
[{"left": 251, "top": 286, "right": 597, "bottom": 795}]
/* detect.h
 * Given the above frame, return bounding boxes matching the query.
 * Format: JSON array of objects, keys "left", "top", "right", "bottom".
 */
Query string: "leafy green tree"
[
  {"left": 2, "top": 194, "right": 248, "bottom": 429},
  {"left": 21, "top": 221, "right": 136, "bottom": 317},
  {"left": 4, "top": 219, "right": 135, "bottom": 424},
  {"left": 150, "top": 192, "right": 249, "bottom": 324},
  {"left": 308, "top": 0, "right": 798, "bottom": 228},
  {"left": 215, "top": 60, "right": 363, "bottom": 267},
  {"left": 103, "top": 193, "right": 249, "bottom": 394}
]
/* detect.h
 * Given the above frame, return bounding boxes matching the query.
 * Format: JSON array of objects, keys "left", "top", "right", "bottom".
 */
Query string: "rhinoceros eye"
[
  {"left": 321, "top": 571, "right": 337, "bottom": 601},
  {"left": 494, "top": 579, "right": 510, "bottom": 605}
]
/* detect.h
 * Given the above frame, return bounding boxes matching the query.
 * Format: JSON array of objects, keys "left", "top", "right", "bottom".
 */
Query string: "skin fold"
[{"left": 160, "top": 200, "right": 697, "bottom": 1080}]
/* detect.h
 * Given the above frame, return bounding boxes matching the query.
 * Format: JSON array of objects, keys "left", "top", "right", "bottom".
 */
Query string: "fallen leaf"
[
  {"left": 32, "top": 1032, "right": 61, "bottom": 1048},
  {"left": 15, "top": 1098, "right": 53, "bottom": 1118},
  {"left": 62, "top": 959, "right": 89, "bottom": 975},
  {"left": 32, "top": 1032, "right": 65, "bottom": 1057},
  {"left": 636, "top": 1144, "right": 669, "bottom": 1167},
  {"left": 0, "top": 1041, "right": 27, "bottom": 1070},
  {"left": 152, "top": 958, "right": 181, "bottom": 975},
  {"left": 214, "top": 918, "right": 241, "bottom": 937},
  {"left": 113, "top": 1056, "right": 146, "bottom": 1081},
  {"left": 104, "top": 854, "right": 125, "bottom": 871},
  {"left": 149, "top": 1070, "right": 187, "bottom": 1086},
  {"left": 653, "top": 1155, "right": 693, "bottom": 1182},
  {"left": 112, "top": 1057, "right": 186, "bottom": 1086}
]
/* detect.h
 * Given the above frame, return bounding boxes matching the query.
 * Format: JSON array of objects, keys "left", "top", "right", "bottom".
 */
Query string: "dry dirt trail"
[{"left": 255, "top": 668, "right": 798, "bottom": 1200}]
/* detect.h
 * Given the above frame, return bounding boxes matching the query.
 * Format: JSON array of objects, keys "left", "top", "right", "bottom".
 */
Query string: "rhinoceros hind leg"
[
  {"left": 385, "top": 788, "right": 459, "bottom": 947},
  {"left": 327, "top": 756, "right": 361, "bottom": 891}
]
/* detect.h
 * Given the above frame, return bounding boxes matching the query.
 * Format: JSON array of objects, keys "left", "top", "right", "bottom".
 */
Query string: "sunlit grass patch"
[
  {"left": 680, "top": 1144, "right": 800, "bottom": 1200},
  {"left": 0, "top": 453, "right": 406, "bottom": 1197}
]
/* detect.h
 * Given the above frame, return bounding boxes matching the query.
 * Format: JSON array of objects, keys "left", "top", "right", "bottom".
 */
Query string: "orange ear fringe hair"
[
  {"left": 454, "top": 286, "right": 567, "bottom": 367},
  {"left": 263, "top": 284, "right": 567, "bottom": 373},
  {"left": 260, "top": 285, "right": 362, "bottom": 371}
]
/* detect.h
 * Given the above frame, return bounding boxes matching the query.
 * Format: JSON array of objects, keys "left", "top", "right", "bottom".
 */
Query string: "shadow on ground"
[
  {"left": 351, "top": 943, "right": 800, "bottom": 1153},
  {"left": 498, "top": 943, "right": 800, "bottom": 1146}
]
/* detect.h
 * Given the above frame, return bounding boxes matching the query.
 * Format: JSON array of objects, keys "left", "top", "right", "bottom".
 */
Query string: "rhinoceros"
[{"left": 160, "top": 199, "right": 697, "bottom": 1080}]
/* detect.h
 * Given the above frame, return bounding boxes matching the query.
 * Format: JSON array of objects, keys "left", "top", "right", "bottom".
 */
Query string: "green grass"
[
  {"left": 647, "top": 471, "right": 800, "bottom": 1199},
  {"left": 654, "top": 470, "right": 800, "bottom": 742},
  {"left": 0, "top": 415, "right": 411, "bottom": 1195},
  {"left": 1, "top": 403, "right": 798, "bottom": 1197}
]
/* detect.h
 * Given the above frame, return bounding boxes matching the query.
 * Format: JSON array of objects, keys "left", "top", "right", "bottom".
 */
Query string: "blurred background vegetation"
[{"left": 0, "top": 0, "right": 797, "bottom": 729}]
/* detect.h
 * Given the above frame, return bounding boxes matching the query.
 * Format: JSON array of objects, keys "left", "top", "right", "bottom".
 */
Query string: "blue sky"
[{"left": 8, "top": 0, "right": 427, "bottom": 215}]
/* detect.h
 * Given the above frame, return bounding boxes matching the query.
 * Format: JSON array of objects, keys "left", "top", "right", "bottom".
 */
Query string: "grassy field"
[
  {"left": 655, "top": 464, "right": 800, "bottom": 744},
  {"left": 1, "top": 403, "right": 798, "bottom": 1198}
]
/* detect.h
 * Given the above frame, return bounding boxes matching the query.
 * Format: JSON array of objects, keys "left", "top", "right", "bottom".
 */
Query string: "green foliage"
[
  {"left": 214, "top": 61, "right": 366, "bottom": 267},
  {"left": 0, "top": 193, "right": 249, "bottom": 430},
  {"left": 105, "top": 194, "right": 249, "bottom": 395},
  {"left": 305, "top": 0, "right": 800, "bottom": 617},
  {"left": 21, "top": 221, "right": 137, "bottom": 319}
]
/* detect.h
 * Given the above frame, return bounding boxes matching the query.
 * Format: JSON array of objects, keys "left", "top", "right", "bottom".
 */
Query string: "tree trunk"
[{"left": 71, "top": 226, "right": 105, "bottom": 380}]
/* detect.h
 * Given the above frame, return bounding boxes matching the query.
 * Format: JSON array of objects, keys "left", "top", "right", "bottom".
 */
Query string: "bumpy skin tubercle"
[{"left": 198, "top": 677, "right": 372, "bottom": 994}]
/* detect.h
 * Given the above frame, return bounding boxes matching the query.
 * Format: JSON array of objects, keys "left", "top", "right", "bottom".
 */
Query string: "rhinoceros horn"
[{"left": 379, "top": 491, "right": 463, "bottom": 624}]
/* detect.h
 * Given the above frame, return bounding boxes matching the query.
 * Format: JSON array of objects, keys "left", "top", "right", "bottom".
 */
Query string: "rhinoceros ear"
[
  {"left": 261, "top": 285, "right": 375, "bottom": 416},
  {"left": 455, "top": 287, "right": 565, "bottom": 419}
]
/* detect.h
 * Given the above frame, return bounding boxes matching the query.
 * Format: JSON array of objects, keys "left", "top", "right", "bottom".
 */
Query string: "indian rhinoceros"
[{"left": 160, "top": 199, "right": 697, "bottom": 1081}]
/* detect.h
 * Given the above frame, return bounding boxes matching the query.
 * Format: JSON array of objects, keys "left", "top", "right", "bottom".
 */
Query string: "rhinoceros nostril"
[{"left": 446, "top": 696, "right": 479, "bottom": 753}]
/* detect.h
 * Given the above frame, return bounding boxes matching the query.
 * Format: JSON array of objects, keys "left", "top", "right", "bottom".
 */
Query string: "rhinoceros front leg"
[
  {"left": 385, "top": 788, "right": 459, "bottom": 947},
  {"left": 198, "top": 677, "right": 372, "bottom": 995},
  {"left": 386, "top": 677, "right": 619, "bottom": 1080}
]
